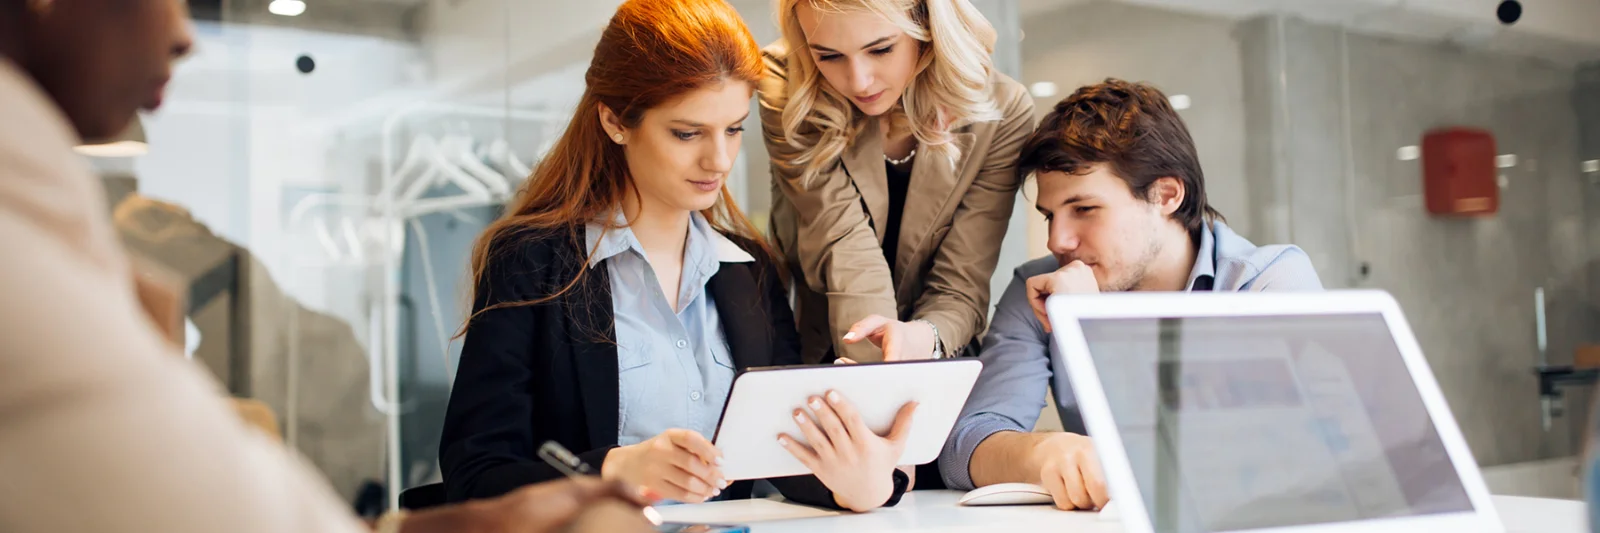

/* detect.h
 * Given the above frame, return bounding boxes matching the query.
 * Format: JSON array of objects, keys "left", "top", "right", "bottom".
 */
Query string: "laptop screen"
[{"left": 1078, "top": 313, "right": 1473, "bottom": 533}]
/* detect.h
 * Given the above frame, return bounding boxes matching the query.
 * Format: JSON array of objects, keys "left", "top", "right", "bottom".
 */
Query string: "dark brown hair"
[
  {"left": 1016, "top": 78, "right": 1221, "bottom": 234},
  {"left": 460, "top": 0, "right": 771, "bottom": 334}
]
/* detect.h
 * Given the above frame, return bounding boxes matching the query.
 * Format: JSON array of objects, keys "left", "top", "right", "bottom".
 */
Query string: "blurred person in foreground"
[
  {"left": 938, "top": 79, "right": 1323, "bottom": 510},
  {"left": 0, "top": 0, "right": 651, "bottom": 531}
]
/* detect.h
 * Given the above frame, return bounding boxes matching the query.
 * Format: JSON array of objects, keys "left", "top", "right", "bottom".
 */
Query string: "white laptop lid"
[{"left": 1045, "top": 290, "right": 1502, "bottom": 533}]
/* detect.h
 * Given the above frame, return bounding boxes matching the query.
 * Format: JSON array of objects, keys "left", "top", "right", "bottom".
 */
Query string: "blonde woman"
[{"left": 760, "top": 0, "right": 1034, "bottom": 367}]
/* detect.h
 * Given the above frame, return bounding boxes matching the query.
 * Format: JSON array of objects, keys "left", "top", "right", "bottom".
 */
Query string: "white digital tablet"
[
  {"left": 711, "top": 359, "right": 983, "bottom": 481},
  {"left": 1046, "top": 290, "right": 1503, "bottom": 533}
]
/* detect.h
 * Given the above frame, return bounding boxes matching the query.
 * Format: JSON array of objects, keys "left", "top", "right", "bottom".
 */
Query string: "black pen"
[{"left": 537, "top": 441, "right": 663, "bottom": 526}]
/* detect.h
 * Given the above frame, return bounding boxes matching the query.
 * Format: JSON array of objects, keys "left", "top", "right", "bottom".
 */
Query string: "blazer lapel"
[
  {"left": 840, "top": 117, "right": 889, "bottom": 244},
  {"left": 569, "top": 261, "right": 620, "bottom": 448},
  {"left": 896, "top": 131, "right": 977, "bottom": 275},
  {"left": 708, "top": 263, "right": 768, "bottom": 370}
]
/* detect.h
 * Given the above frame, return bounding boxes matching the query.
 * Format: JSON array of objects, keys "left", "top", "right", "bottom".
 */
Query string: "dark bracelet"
[{"left": 881, "top": 468, "right": 912, "bottom": 508}]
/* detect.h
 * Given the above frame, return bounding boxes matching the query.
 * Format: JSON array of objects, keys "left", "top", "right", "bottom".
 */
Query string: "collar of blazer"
[{"left": 839, "top": 114, "right": 978, "bottom": 275}]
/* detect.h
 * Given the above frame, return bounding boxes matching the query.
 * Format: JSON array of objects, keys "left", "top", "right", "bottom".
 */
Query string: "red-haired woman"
[{"left": 438, "top": 0, "right": 913, "bottom": 513}]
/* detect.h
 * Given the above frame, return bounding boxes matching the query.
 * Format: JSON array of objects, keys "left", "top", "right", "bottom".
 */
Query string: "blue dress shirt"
[{"left": 585, "top": 211, "right": 755, "bottom": 448}]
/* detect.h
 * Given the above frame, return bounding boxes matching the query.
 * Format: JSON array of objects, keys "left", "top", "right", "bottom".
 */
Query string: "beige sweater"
[{"left": 0, "top": 58, "right": 366, "bottom": 533}]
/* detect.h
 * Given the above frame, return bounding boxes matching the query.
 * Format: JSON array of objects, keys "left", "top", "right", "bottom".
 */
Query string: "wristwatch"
[{"left": 913, "top": 319, "right": 946, "bottom": 359}]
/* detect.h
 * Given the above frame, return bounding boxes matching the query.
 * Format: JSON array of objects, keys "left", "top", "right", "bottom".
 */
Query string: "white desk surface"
[{"left": 659, "top": 492, "right": 1586, "bottom": 533}]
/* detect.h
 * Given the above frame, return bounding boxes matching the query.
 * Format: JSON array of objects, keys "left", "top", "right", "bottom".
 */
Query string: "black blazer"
[{"left": 439, "top": 228, "right": 903, "bottom": 508}]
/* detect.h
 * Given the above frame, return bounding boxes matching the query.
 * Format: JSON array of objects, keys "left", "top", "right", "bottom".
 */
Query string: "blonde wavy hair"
[{"left": 775, "top": 0, "right": 1001, "bottom": 184}]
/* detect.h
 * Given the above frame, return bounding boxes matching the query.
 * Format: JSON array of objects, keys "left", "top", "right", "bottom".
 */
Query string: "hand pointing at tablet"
[
  {"left": 777, "top": 390, "right": 918, "bottom": 512},
  {"left": 842, "top": 315, "right": 939, "bottom": 361}
]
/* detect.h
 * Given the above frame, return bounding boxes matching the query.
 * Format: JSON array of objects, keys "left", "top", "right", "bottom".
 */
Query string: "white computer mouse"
[
  {"left": 1098, "top": 500, "right": 1120, "bottom": 521},
  {"left": 958, "top": 483, "right": 1055, "bottom": 506}
]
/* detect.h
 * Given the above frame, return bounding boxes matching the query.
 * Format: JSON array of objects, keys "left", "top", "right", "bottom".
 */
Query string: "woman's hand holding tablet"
[{"left": 777, "top": 391, "right": 918, "bottom": 512}]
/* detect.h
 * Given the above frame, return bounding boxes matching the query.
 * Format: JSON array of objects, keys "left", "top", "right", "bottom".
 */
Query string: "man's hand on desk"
[
  {"left": 398, "top": 477, "right": 654, "bottom": 533},
  {"left": 1033, "top": 433, "right": 1109, "bottom": 511}
]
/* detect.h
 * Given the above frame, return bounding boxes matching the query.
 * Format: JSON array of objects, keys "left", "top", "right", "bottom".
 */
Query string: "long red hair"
[{"left": 462, "top": 0, "right": 771, "bottom": 329}]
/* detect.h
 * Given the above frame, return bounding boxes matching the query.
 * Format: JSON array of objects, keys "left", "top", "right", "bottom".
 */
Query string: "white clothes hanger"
[
  {"left": 442, "top": 135, "right": 511, "bottom": 197},
  {"left": 387, "top": 136, "right": 494, "bottom": 208},
  {"left": 487, "top": 138, "right": 532, "bottom": 179},
  {"left": 378, "top": 136, "right": 436, "bottom": 205}
]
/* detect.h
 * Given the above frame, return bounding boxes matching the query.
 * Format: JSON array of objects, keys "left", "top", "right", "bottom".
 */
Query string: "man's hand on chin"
[{"left": 1025, "top": 260, "right": 1100, "bottom": 332}]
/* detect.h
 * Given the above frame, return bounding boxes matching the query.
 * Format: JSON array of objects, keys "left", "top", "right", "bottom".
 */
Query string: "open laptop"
[{"left": 1045, "top": 290, "right": 1504, "bottom": 533}]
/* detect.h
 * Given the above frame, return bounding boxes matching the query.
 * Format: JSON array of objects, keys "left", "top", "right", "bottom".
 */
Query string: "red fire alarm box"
[{"left": 1422, "top": 127, "right": 1498, "bottom": 217}]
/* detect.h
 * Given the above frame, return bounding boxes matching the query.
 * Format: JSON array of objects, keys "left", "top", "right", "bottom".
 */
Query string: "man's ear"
[{"left": 1149, "top": 177, "right": 1185, "bottom": 216}]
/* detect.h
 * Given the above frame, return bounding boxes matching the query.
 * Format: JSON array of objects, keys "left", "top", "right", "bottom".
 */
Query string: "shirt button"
[
  {"left": 690, "top": 391, "right": 703, "bottom": 401},
  {"left": 676, "top": 339, "right": 687, "bottom": 349}
]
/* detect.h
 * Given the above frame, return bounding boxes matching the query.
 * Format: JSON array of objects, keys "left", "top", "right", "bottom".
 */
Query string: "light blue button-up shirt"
[
  {"left": 586, "top": 211, "right": 755, "bottom": 448},
  {"left": 938, "top": 221, "right": 1324, "bottom": 489}
]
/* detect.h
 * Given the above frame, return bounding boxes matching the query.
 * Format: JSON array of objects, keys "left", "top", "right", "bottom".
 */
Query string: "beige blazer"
[{"left": 759, "top": 41, "right": 1036, "bottom": 363}]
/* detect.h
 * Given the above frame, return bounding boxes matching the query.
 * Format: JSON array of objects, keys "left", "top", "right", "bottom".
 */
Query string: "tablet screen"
[{"left": 1078, "top": 313, "right": 1472, "bottom": 533}]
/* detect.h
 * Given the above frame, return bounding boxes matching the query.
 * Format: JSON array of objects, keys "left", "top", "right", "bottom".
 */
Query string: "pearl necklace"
[{"left": 885, "top": 149, "right": 916, "bottom": 166}]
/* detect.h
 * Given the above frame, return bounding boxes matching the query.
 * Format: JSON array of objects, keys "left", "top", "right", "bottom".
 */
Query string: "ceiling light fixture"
[
  {"left": 1169, "top": 94, "right": 1192, "bottom": 110},
  {"left": 1029, "top": 81, "right": 1058, "bottom": 98},
  {"left": 269, "top": 0, "right": 306, "bottom": 17},
  {"left": 1397, "top": 145, "right": 1420, "bottom": 161}
]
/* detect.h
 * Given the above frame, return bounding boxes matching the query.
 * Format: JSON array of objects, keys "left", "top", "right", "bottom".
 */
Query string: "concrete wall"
[
  {"left": 1581, "top": 62, "right": 1600, "bottom": 319},
  {"left": 1240, "top": 15, "right": 1596, "bottom": 468},
  {"left": 1021, "top": 0, "right": 1600, "bottom": 66}
]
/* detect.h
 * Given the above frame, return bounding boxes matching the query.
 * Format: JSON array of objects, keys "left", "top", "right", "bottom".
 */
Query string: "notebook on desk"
[
  {"left": 654, "top": 497, "right": 841, "bottom": 524},
  {"left": 1045, "top": 290, "right": 1504, "bottom": 533}
]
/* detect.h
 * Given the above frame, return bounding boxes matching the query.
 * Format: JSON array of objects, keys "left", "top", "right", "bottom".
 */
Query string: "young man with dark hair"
[{"left": 937, "top": 79, "right": 1323, "bottom": 510}]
